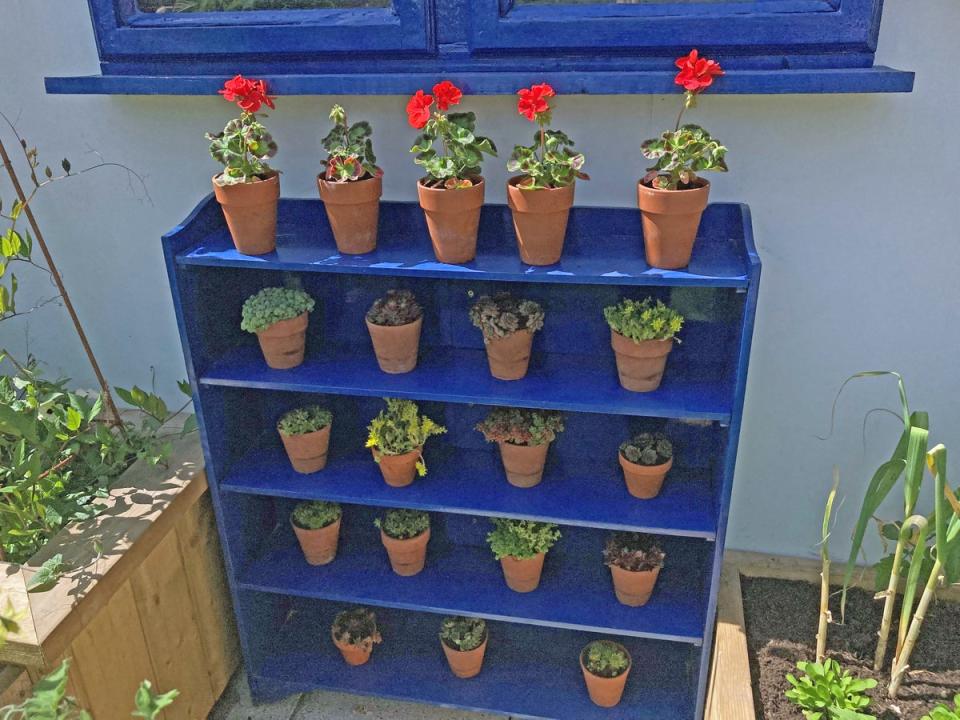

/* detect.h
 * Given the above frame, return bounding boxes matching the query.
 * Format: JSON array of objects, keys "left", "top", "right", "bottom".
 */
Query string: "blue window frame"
[{"left": 46, "top": 0, "right": 912, "bottom": 95}]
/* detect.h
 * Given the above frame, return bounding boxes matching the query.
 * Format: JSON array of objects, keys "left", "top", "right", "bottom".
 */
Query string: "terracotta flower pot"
[
  {"left": 256, "top": 312, "right": 308, "bottom": 370},
  {"left": 317, "top": 174, "right": 381, "bottom": 255},
  {"left": 279, "top": 424, "right": 331, "bottom": 474},
  {"left": 498, "top": 441, "right": 549, "bottom": 488},
  {"left": 637, "top": 178, "right": 710, "bottom": 270},
  {"left": 483, "top": 329, "right": 533, "bottom": 381},
  {"left": 332, "top": 631, "right": 373, "bottom": 666},
  {"left": 500, "top": 553, "right": 545, "bottom": 593},
  {"left": 580, "top": 644, "right": 632, "bottom": 708},
  {"left": 212, "top": 173, "right": 279, "bottom": 256},
  {"left": 506, "top": 177, "right": 575, "bottom": 266},
  {"left": 371, "top": 446, "right": 422, "bottom": 488},
  {"left": 417, "top": 178, "right": 485, "bottom": 264},
  {"left": 618, "top": 454, "right": 673, "bottom": 499},
  {"left": 441, "top": 635, "right": 488, "bottom": 679},
  {"left": 366, "top": 316, "right": 422, "bottom": 374},
  {"left": 609, "top": 564, "right": 661, "bottom": 607},
  {"left": 610, "top": 330, "right": 673, "bottom": 392},
  {"left": 380, "top": 527, "right": 430, "bottom": 576},
  {"left": 291, "top": 516, "right": 341, "bottom": 566}
]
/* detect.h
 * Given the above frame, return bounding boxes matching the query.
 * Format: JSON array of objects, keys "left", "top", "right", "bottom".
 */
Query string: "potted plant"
[
  {"left": 603, "top": 297, "right": 684, "bottom": 392},
  {"left": 318, "top": 104, "right": 384, "bottom": 255},
  {"left": 240, "top": 286, "right": 315, "bottom": 369},
  {"left": 639, "top": 50, "right": 728, "bottom": 269},
  {"left": 290, "top": 500, "right": 342, "bottom": 566},
  {"left": 331, "top": 607, "right": 382, "bottom": 666},
  {"left": 365, "top": 398, "right": 446, "bottom": 487},
  {"left": 603, "top": 532, "right": 665, "bottom": 607},
  {"left": 507, "top": 83, "right": 589, "bottom": 266},
  {"left": 277, "top": 405, "right": 333, "bottom": 474},
  {"left": 374, "top": 508, "right": 431, "bottom": 576},
  {"left": 618, "top": 431, "right": 673, "bottom": 499},
  {"left": 580, "top": 640, "right": 632, "bottom": 708},
  {"left": 486, "top": 518, "right": 560, "bottom": 593},
  {"left": 469, "top": 293, "right": 544, "bottom": 381},
  {"left": 439, "top": 616, "right": 488, "bottom": 679},
  {"left": 366, "top": 289, "right": 423, "bottom": 374},
  {"left": 475, "top": 407, "right": 564, "bottom": 488},
  {"left": 407, "top": 80, "right": 498, "bottom": 264},
  {"left": 206, "top": 75, "right": 280, "bottom": 256}
]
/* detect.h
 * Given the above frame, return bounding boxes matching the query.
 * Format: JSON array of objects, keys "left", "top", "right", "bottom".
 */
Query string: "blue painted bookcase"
[{"left": 162, "top": 198, "right": 760, "bottom": 720}]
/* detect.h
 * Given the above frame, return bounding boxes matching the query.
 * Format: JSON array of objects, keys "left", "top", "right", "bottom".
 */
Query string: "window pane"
[{"left": 138, "top": 0, "right": 390, "bottom": 12}]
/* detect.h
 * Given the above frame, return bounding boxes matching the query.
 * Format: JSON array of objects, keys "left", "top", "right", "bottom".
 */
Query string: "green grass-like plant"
[
  {"left": 785, "top": 659, "right": 876, "bottom": 720},
  {"left": 374, "top": 508, "right": 429, "bottom": 540},
  {"left": 475, "top": 407, "right": 564, "bottom": 447},
  {"left": 277, "top": 406, "right": 332, "bottom": 436},
  {"left": 603, "top": 297, "right": 684, "bottom": 343},
  {"left": 366, "top": 398, "right": 446, "bottom": 474},
  {"left": 922, "top": 695, "right": 960, "bottom": 720},
  {"left": 620, "top": 431, "right": 672, "bottom": 466},
  {"left": 291, "top": 500, "right": 341, "bottom": 530},
  {"left": 240, "top": 286, "right": 315, "bottom": 334},
  {"left": 486, "top": 518, "right": 560, "bottom": 560},
  {"left": 581, "top": 640, "right": 630, "bottom": 678},
  {"left": 439, "top": 616, "right": 486, "bottom": 652}
]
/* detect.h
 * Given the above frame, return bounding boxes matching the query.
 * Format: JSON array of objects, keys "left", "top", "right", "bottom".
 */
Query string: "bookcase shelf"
[{"left": 163, "top": 194, "right": 760, "bottom": 720}]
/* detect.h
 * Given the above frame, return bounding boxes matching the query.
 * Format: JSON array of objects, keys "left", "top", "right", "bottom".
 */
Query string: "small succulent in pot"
[
  {"left": 476, "top": 408, "right": 565, "bottom": 489},
  {"left": 620, "top": 432, "right": 672, "bottom": 466},
  {"left": 367, "top": 289, "right": 423, "bottom": 327},
  {"left": 375, "top": 509, "right": 431, "bottom": 576},
  {"left": 320, "top": 104, "right": 382, "bottom": 183},
  {"left": 487, "top": 518, "right": 561, "bottom": 593},
  {"left": 374, "top": 508, "right": 430, "bottom": 540},
  {"left": 278, "top": 406, "right": 332, "bottom": 436},
  {"left": 291, "top": 500, "right": 342, "bottom": 566},
  {"left": 366, "top": 290, "right": 424, "bottom": 374},
  {"left": 292, "top": 500, "right": 341, "bottom": 531},
  {"left": 439, "top": 616, "right": 489, "bottom": 679},
  {"left": 581, "top": 640, "right": 632, "bottom": 708},
  {"left": 603, "top": 532, "right": 665, "bottom": 607},
  {"left": 366, "top": 398, "right": 446, "bottom": 486},
  {"left": 618, "top": 431, "right": 674, "bottom": 499},
  {"left": 603, "top": 297, "right": 684, "bottom": 393},
  {"left": 241, "top": 286, "right": 316, "bottom": 370},
  {"left": 469, "top": 293, "right": 545, "bottom": 381},
  {"left": 277, "top": 405, "right": 333, "bottom": 473},
  {"left": 331, "top": 607, "right": 382, "bottom": 666}
]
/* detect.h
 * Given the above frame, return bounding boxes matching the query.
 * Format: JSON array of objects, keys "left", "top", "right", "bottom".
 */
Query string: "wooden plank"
[
  {"left": 0, "top": 568, "right": 43, "bottom": 667},
  {"left": 0, "top": 665, "right": 34, "bottom": 707},
  {"left": 706, "top": 562, "right": 755, "bottom": 720},
  {"left": 24, "top": 650, "right": 93, "bottom": 711},
  {"left": 174, "top": 494, "right": 239, "bottom": 699},
  {"left": 131, "top": 531, "right": 215, "bottom": 720}
]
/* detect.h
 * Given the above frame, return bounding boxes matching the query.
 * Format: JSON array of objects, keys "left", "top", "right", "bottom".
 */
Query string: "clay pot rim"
[
  {"left": 483, "top": 327, "right": 535, "bottom": 343},
  {"left": 610, "top": 329, "right": 675, "bottom": 345},
  {"left": 618, "top": 452, "right": 673, "bottom": 472},
  {"left": 507, "top": 175, "right": 576, "bottom": 193},
  {"left": 373, "top": 445, "right": 422, "bottom": 458},
  {"left": 417, "top": 176, "right": 485, "bottom": 191},
  {"left": 440, "top": 630, "right": 488, "bottom": 653},
  {"left": 212, "top": 170, "right": 279, "bottom": 187},
  {"left": 637, "top": 176, "right": 709, "bottom": 193},
  {"left": 501, "top": 551, "right": 545, "bottom": 562},
  {"left": 607, "top": 561, "right": 663, "bottom": 575},
  {"left": 365, "top": 314, "right": 423, "bottom": 329},
  {"left": 290, "top": 513, "right": 341, "bottom": 532},
  {"left": 380, "top": 526, "right": 430, "bottom": 542},
  {"left": 579, "top": 642, "right": 633, "bottom": 679},
  {"left": 279, "top": 423, "right": 331, "bottom": 438},
  {"left": 316, "top": 172, "right": 381, "bottom": 184}
]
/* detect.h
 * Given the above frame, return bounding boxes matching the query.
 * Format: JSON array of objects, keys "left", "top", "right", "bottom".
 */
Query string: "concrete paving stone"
[
  {"left": 291, "top": 689, "right": 502, "bottom": 719},
  {"left": 207, "top": 670, "right": 303, "bottom": 720}
]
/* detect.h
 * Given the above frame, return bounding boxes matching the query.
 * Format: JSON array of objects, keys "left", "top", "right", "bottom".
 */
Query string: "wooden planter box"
[{"left": 0, "top": 438, "right": 238, "bottom": 718}]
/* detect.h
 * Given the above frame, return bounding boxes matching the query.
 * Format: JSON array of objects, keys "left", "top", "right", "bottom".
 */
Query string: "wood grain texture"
[{"left": 706, "top": 563, "right": 755, "bottom": 720}]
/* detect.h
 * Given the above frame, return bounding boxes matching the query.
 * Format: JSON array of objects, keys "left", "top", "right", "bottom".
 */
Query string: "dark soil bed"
[{"left": 742, "top": 576, "right": 960, "bottom": 720}]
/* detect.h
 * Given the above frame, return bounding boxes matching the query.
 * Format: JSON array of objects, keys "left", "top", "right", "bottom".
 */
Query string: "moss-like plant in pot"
[
  {"left": 206, "top": 75, "right": 280, "bottom": 256},
  {"left": 619, "top": 431, "right": 673, "bottom": 499},
  {"left": 603, "top": 532, "right": 665, "bottom": 607},
  {"left": 374, "top": 509, "right": 431, "bottom": 577},
  {"left": 603, "top": 297, "right": 683, "bottom": 392},
  {"left": 277, "top": 405, "right": 333, "bottom": 474},
  {"left": 317, "top": 104, "right": 384, "bottom": 255},
  {"left": 439, "top": 616, "right": 488, "bottom": 679},
  {"left": 366, "top": 290, "right": 424, "bottom": 375},
  {"left": 366, "top": 398, "right": 446, "bottom": 488},
  {"left": 469, "top": 293, "right": 545, "bottom": 381},
  {"left": 241, "top": 286, "right": 315, "bottom": 370},
  {"left": 291, "top": 500, "right": 342, "bottom": 566},
  {"left": 638, "top": 50, "right": 728, "bottom": 270},
  {"left": 476, "top": 407, "right": 564, "bottom": 489},
  {"left": 406, "top": 80, "right": 497, "bottom": 264},
  {"left": 331, "top": 607, "right": 382, "bottom": 666},
  {"left": 486, "top": 518, "right": 560, "bottom": 593},
  {"left": 580, "top": 639, "right": 632, "bottom": 708}
]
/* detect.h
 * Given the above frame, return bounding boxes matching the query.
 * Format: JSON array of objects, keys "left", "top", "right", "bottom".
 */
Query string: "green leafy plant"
[
  {"left": 366, "top": 289, "right": 422, "bottom": 327},
  {"left": 439, "top": 616, "right": 486, "bottom": 652},
  {"left": 332, "top": 607, "right": 382, "bottom": 652},
  {"left": 132, "top": 680, "right": 180, "bottom": 719},
  {"left": 469, "top": 293, "right": 544, "bottom": 341},
  {"left": 602, "top": 532, "right": 665, "bottom": 572},
  {"left": 407, "top": 81, "right": 497, "bottom": 188},
  {"left": 921, "top": 695, "right": 960, "bottom": 720},
  {"left": 27, "top": 554, "right": 69, "bottom": 593},
  {"left": 291, "top": 500, "right": 341, "bottom": 530},
  {"left": 475, "top": 407, "right": 564, "bottom": 447},
  {"left": 785, "top": 659, "right": 876, "bottom": 720},
  {"left": 603, "top": 297, "right": 684, "bottom": 343},
  {"left": 277, "top": 406, "right": 332, "bottom": 436},
  {"left": 320, "top": 104, "right": 382, "bottom": 182},
  {"left": 374, "top": 508, "right": 430, "bottom": 540},
  {"left": 619, "top": 432, "right": 672, "bottom": 466},
  {"left": 486, "top": 518, "right": 560, "bottom": 560},
  {"left": 365, "top": 398, "right": 446, "bottom": 475},
  {"left": 206, "top": 75, "right": 278, "bottom": 186},
  {"left": 240, "top": 286, "right": 315, "bottom": 334},
  {"left": 581, "top": 640, "right": 630, "bottom": 678}
]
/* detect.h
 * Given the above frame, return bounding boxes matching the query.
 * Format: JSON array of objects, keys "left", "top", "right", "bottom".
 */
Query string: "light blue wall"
[{"left": 0, "top": 0, "right": 956, "bottom": 561}]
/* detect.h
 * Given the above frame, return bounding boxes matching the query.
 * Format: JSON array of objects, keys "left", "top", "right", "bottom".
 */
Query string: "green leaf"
[
  {"left": 0, "top": 403, "right": 40, "bottom": 443},
  {"left": 132, "top": 680, "right": 179, "bottom": 719},
  {"left": 27, "top": 554, "right": 68, "bottom": 592},
  {"left": 1, "top": 229, "right": 22, "bottom": 257},
  {"left": 65, "top": 406, "right": 82, "bottom": 432}
]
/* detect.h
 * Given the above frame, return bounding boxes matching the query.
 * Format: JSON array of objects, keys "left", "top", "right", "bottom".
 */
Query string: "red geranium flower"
[
  {"left": 219, "top": 75, "right": 275, "bottom": 114},
  {"left": 406, "top": 89, "right": 434, "bottom": 129},
  {"left": 517, "top": 82, "right": 555, "bottom": 122},
  {"left": 432, "top": 80, "right": 463, "bottom": 111},
  {"left": 674, "top": 50, "right": 724, "bottom": 93}
]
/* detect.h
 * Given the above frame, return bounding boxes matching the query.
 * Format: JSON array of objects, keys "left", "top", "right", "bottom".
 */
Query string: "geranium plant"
[
  {"left": 320, "top": 104, "right": 382, "bottom": 182},
  {"left": 641, "top": 50, "right": 727, "bottom": 191},
  {"left": 508, "top": 83, "right": 588, "bottom": 190},
  {"left": 407, "top": 80, "right": 497, "bottom": 188},
  {"left": 206, "top": 75, "right": 278, "bottom": 186}
]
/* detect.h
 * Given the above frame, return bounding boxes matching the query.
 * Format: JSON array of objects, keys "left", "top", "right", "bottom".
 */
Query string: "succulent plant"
[
  {"left": 582, "top": 640, "right": 630, "bottom": 678},
  {"left": 374, "top": 508, "right": 430, "bottom": 540},
  {"left": 332, "top": 607, "right": 382, "bottom": 651},
  {"left": 603, "top": 297, "right": 683, "bottom": 343},
  {"left": 620, "top": 432, "right": 672, "bottom": 466},
  {"left": 486, "top": 518, "right": 560, "bottom": 561},
  {"left": 602, "top": 532, "right": 666, "bottom": 573},
  {"left": 475, "top": 407, "right": 564, "bottom": 447},
  {"left": 366, "top": 289, "right": 423, "bottom": 327},
  {"left": 291, "top": 500, "right": 341, "bottom": 530},
  {"left": 240, "top": 286, "right": 315, "bottom": 334},
  {"left": 469, "top": 293, "right": 544, "bottom": 342},
  {"left": 439, "top": 616, "right": 487, "bottom": 652},
  {"left": 277, "top": 406, "right": 332, "bottom": 436},
  {"left": 365, "top": 398, "right": 446, "bottom": 475},
  {"left": 320, "top": 104, "right": 382, "bottom": 182}
]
